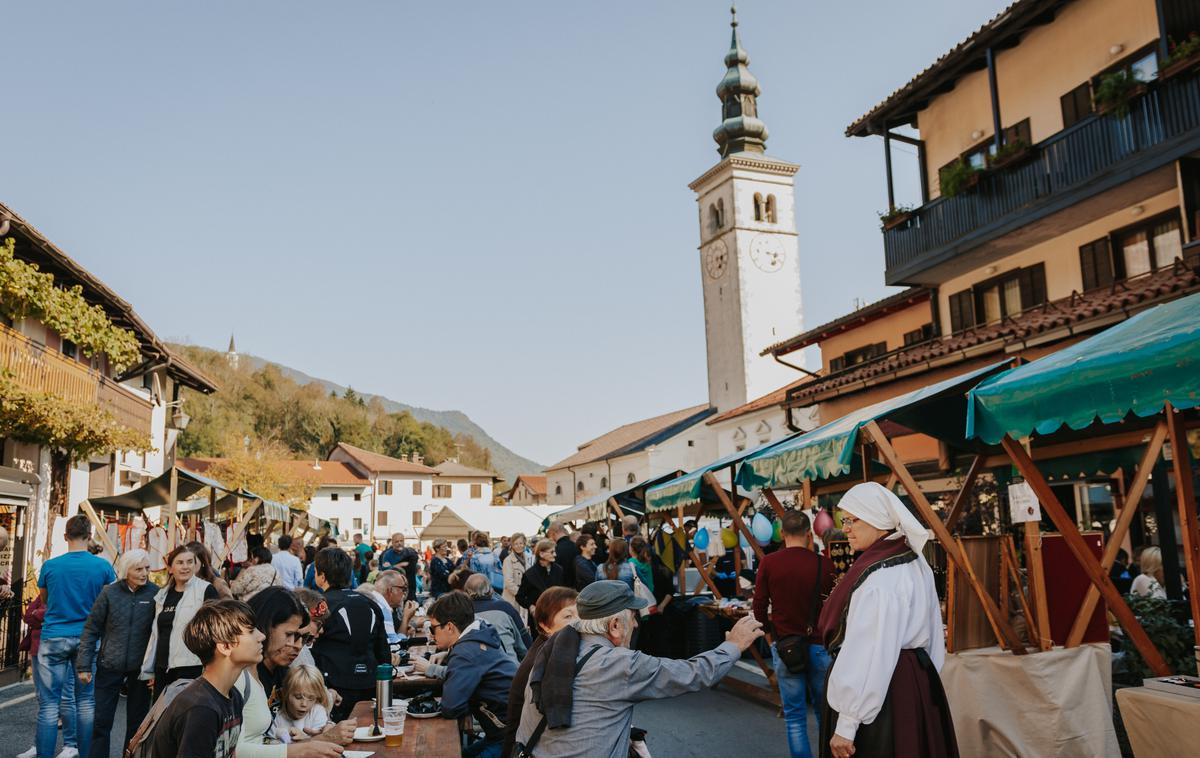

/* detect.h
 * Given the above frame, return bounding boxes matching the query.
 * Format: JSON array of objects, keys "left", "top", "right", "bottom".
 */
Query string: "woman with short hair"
[
  {"left": 1130, "top": 546, "right": 1167, "bottom": 599},
  {"left": 503, "top": 587, "right": 579, "bottom": 757},
  {"left": 77, "top": 549, "right": 158, "bottom": 757},
  {"left": 141, "top": 545, "right": 220, "bottom": 694},
  {"left": 516, "top": 539, "right": 565, "bottom": 614},
  {"left": 502, "top": 532, "right": 532, "bottom": 609}
]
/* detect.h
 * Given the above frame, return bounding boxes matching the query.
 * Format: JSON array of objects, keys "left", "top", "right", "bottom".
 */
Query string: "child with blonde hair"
[{"left": 271, "top": 664, "right": 331, "bottom": 742}]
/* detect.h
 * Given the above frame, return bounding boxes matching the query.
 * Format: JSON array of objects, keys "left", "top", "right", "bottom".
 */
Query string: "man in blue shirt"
[
  {"left": 36, "top": 514, "right": 116, "bottom": 758},
  {"left": 379, "top": 533, "right": 419, "bottom": 601}
]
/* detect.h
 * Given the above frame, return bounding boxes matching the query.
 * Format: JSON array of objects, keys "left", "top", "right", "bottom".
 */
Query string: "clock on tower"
[{"left": 689, "top": 7, "right": 804, "bottom": 414}]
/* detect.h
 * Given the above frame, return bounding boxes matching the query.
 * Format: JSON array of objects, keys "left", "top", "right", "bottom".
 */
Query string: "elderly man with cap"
[
  {"left": 514, "top": 579, "right": 763, "bottom": 757},
  {"left": 818, "top": 482, "right": 958, "bottom": 758}
]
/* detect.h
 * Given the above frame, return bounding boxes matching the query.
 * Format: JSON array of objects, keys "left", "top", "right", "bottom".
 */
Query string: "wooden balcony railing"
[
  {"left": 0, "top": 321, "right": 153, "bottom": 434},
  {"left": 884, "top": 71, "right": 1200, "bottom": 284}
]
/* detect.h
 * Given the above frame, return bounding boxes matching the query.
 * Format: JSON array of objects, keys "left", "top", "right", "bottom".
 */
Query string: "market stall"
[
  {"left": 418, "top": 504, "right": 562, "bottom": 547},
  {"left": 550, "top": 469, "right": 686, "bottom": 524}
]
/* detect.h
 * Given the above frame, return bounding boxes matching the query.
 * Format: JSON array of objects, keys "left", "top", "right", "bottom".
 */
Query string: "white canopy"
[{"left": 418, "top": 504, "right": 562, "bottom": 543}]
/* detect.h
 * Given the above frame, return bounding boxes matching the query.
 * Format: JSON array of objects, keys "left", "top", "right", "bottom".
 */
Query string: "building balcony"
[
  {"left": 884, "top": 72, "right": 1200, "bottom": 286},
  {"left": 0, "top": 320, "right": 153, "bottom": 435}
]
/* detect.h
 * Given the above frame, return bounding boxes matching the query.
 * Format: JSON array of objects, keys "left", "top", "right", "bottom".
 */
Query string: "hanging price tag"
[{"left": 1008, "top": 481, "right": 1042, "bottom": 523}]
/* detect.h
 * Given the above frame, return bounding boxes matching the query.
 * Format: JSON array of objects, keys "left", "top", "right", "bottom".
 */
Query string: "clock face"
[
  {"left": 750, "top": 235, "right": 785, "bottom": 273},
  {"left": 704, "top": 239, "right": 729, "bottom": 279}
]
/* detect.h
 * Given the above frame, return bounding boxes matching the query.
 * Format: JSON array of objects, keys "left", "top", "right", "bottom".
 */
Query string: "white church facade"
[{"left": 545, "top": 11, "right": 816, "bottom": 506}]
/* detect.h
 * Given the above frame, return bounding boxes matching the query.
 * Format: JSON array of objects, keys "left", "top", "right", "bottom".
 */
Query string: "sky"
[{"left": 2, "top": 1, "right": 1011, "bottom": 466}]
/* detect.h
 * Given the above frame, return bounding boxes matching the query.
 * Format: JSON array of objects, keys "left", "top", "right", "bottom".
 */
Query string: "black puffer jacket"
[{"left": 76, "top": 579, "right": 159, "bottom": 673}]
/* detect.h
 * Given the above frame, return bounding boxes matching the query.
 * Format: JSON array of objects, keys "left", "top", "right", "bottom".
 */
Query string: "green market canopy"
[
  {"left": 736, "top": 363, "right": 1008, "bottom": 492},
  {"left": 967, "top": 291, "right": 1200, "bottom": 445},
  {"left": 645, "top": 442, "right": 791, "bottom": 513},
  {"left": 552, "top": 470, "right": 685, "bottom": 522}
]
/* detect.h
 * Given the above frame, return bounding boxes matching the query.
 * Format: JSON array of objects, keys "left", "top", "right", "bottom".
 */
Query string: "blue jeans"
[
  {"left": 771, "top": 642, "right": 832, "bottom": 758},
  {"left": 36, "top": 637, "right": 94, "bottom": 758},
  {"left": 30, "top": 652, "right": 77, "bottom": 750}
]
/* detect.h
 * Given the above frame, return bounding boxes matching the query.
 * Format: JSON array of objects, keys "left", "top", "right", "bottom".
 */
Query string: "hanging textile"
[
  {"left": 203, "top": 520, "right": 226, "bottom": 560},
  {"left": 148, "top": 526, "right": 168, "bottom": 570},
  {"left": 226, "top": 523, "right": 248, "bottom": 563},
  {"left": 125, "top": 518, "right": 146, "bottom": 553},
  {"left": 106, "top": 523, "right": 120, "bottom": 554}
]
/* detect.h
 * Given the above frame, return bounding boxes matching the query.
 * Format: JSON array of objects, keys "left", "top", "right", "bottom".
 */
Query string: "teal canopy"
[
  {"left": 736, "top": 363, "right": 1007, "bottom": 492},
  {"left": 967, "top": 292, "right": 1200, "bottom": 445},
  {"left": 645, "top": 440, "right": 794, "bottom": 513}
]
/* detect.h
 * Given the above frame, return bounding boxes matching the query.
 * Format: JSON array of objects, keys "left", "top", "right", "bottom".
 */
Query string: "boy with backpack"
[{"left": 127, "top": 599, "right": 264, "bottom": 758}]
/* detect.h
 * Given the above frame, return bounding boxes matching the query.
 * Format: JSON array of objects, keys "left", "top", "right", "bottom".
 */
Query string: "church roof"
[
  {"left": 546, "top": 404, "right": 716, "bottom": 472},
  {"left": 713, "top": 5, "right": 768, "bottom": 157}
]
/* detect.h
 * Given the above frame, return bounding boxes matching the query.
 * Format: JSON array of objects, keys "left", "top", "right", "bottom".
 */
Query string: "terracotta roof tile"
[
  {"left": 179, "top": 457, "right": 369, "bottom": 486},
  {"left": 786, "top": 259, "right": 1200, "bottom": 405},
  {"left": 547, "top": 404, "right": 715, "bottom": 471},
  {"left": 511, "top": 475, "right": 547, "bottom": 496},
  {"left": 433, "top": 461, "right": 499, "bottom": 480},
  {"left": 763, "top": 287, "right": 929, "bottom": 356},
  {"left": 332, "top": 442, "right": 438, "bottom": 474}
]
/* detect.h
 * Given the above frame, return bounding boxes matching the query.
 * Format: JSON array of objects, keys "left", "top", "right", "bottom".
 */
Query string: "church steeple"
[{"left": 713, "top": 5, "right": 768, "bottom": 157}]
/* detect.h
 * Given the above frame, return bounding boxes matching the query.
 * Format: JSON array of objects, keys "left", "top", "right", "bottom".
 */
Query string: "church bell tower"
[{"left": 690, "top": 6, "right": 804, "bottom": 413}]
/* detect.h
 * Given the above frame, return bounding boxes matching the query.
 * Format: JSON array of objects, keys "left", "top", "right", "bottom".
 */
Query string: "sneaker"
[
  {"left": 16, "top": 747, "right": 36, "bottom": 758},
  {"left": 58, "top": 749, "right": 80, "bottom": 758}
]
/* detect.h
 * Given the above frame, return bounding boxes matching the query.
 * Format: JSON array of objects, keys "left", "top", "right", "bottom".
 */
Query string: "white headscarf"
[{"left": 837, "top": 482, "right": 931, "bottom": 555}]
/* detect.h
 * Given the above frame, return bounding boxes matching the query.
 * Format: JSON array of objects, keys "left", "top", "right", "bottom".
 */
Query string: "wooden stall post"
[
  {"left": 863, "top": 422, "right": 1027, "bottom": 653},
  {"left": 1066, "top": 421, "right": 1167, "bottom": 646},
  {"left": 944, "top": 456, "right": 983, "bottom": 532},
  {"left": 80, "top": 500, "right": 119, "bottom": 559},
  {"left": 802, "top": 480, "right": 812, "bottom": 511},
  {"left": 165, "top": 467, "right": 179, "bottom": 550},
  {"left": 1001, "top": 436, "right": 1170, "bottom": 675},
  {"left": 1023, "top": 519, "right": 1053, "bottom": 651},
  {"left": 676, "top": 506, "right": 687, "bottom": 598},
  {"left": 208, "top": 487, "right": 217, "bottom": 522},
  {"left": 1164, "top": 403, "right": 1200, "bottom": 662},
  {"left": 1003, "top": 536, "right": 1039, "bottom": 648},
  {"left": 607, "top": 497, "right": 625, "bottom": 519},
  {"left": 703, "top": 472, "right": 765, "bottom": 562},
  {"left": 217, "top": 500, "right": 263, "bottom": 565},
  {"left": 762, "top": 488, "right": 788, "bottom": 519}
]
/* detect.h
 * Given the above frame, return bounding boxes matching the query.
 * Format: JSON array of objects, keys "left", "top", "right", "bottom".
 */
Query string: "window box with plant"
[
  {"left": 878, "top": 204, "right": 917, "bottom": 231},
  {"left": 986, "top": 139, "right": 1037, "bottom": 171},
  {"left": 938, "top": 158, "right": 982, "bottom": 198},
  {"left": 1161, "top": 32, "right": 1200, "bottom": 81},
  {"left": 1094, "top": 70, "right": 1147, "bottom": 117}
]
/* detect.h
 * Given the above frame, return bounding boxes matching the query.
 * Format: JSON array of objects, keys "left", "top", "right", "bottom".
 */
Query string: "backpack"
[{"left": 124, "top": 671, "right": 250, "bottom": 758}]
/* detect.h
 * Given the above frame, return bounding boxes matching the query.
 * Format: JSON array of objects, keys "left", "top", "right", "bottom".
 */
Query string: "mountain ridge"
[{"left": 239, "top": 353, "right": 544, "bottom": 483}]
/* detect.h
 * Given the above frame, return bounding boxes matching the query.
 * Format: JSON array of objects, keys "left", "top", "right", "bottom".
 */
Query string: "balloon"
[
  {"left": 693, "top": 526, "right": 710, "bottom": 551},
  {"left": 739, "top": 531, "right": 750, "bottom": 550},
  {"left": 751, "top": 512, "right": 773, "bottom": 545},
  {"left": 721, "top": 528, "right": 738, "bottom": 549},
  {"left": 772, "top": 519, "right": 783, "bottom": 543},
  {"left": 813, "top": 509, "right": 835, "bottom": 537}
]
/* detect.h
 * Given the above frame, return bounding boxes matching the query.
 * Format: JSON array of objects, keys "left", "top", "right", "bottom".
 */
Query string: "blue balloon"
[
  {"left": 751, "top": 512, "right": 773, "bottom": 545},
  {"left": 739, "top": 531, "right": 750, "bottom": 550},
  {"left": 693, "top": 526, "right": 710, "bottom": 550}
]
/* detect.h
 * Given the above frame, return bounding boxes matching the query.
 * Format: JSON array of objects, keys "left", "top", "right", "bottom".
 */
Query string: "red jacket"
[
  {"left": 21, "top": 595, "right": 47, "bottom": 656},
  {"left": 752, "top": 546, "right": 833, "bottom": 643}
]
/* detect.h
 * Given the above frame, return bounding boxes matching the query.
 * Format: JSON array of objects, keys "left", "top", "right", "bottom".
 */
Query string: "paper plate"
[{"left": 352, "top": 726, "right": 385, "bottom": 742}]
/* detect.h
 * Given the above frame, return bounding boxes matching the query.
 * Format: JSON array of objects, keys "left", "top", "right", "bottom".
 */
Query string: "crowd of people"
[{"left": 17, "top": 487, "right": 976, "bottom": 758}]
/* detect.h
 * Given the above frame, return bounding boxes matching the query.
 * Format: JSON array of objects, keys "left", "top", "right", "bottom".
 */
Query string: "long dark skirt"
[{"left": 820, "top": 648, "right": 959, "bottom": 758}]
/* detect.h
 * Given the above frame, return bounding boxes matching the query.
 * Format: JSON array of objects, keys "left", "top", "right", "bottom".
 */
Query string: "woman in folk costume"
[{"left": 818, "top": 482, "right": 959, "bottom": 758}]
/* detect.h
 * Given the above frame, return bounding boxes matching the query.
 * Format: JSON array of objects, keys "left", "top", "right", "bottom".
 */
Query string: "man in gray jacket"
[{"left": 514, "top": 580, "right": 764, "bottom": 758}]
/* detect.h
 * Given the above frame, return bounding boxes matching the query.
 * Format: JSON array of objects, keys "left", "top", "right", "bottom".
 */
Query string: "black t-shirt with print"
[
  {"left": 155, "top": 584, "right": 220, "bottom": 671},
  {"left": 151, "top": 677, "right": 245, "bottom": 758}
]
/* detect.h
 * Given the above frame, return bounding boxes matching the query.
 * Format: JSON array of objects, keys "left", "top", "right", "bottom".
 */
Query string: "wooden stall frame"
[
  {"left": 1001, "top": 436, "right": 1171, "bottom": 676},
  {"left": 1164, "top": 403, "right": 1200, "bottom": 661},
  {"left": 80, "top": 500, "right": 120, "bottom": 559},
  {"left": 216, "top": 499, "right": 263, "bottom": 566}
]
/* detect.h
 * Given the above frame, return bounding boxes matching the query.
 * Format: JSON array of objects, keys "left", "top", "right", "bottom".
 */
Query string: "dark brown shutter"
[
  {"left": 949, "top": 290, "right": 975, "bottom": 333},
  {"left": 1019, "top": 264, "right": 1048, "bottom": 310},
  {"left": 1080, "top": 239, "right": 1114, "bottom": 291}
]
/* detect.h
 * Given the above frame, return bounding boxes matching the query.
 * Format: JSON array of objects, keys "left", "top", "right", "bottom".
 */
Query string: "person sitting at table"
[
  {"left": 502, "top": 586, "right": 579, "bottom": 758},
  {"left": 413, "top": 591, "right": 516, "bottom": 758},
  {"left": 310, "top": 547, "right": 389, "bottom": 722},
  {"left": 1130, "top": 546, "right": 1167, "bottom": 599}
]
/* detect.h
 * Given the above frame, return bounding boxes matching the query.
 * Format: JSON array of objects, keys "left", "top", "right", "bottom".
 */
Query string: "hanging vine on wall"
[
  {"left": 0, "top": 375, "right": 151, "bottom": 459},
  {"left": 0, "top": 237, "right": 141, "bottom": 370}
]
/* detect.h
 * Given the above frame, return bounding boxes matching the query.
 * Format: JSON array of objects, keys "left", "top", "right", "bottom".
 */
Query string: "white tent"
[{"left": 418, "top": 504, "right": 562, "bottom": 544}]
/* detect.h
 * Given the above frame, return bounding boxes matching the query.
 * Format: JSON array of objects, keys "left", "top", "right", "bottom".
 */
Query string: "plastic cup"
[{"left": 382, "top": 704, "right": 406, "bottom": 747}]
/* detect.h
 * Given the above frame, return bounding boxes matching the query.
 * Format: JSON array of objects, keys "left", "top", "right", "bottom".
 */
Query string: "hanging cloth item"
[
  {"left": 106, "top": 522, "right": 121, "bottom": 554},
  {"left": 126, "top": 518, "right": 147, "bottom": 553},
  {"left": 203, "top": 520, "right": 226, "bottom": 560},
  {"left": 148, "top": 526, "right": 168, "bottom": 570},
  {"left": 226, "top": 523, "right": 248, "bottom": 563}
]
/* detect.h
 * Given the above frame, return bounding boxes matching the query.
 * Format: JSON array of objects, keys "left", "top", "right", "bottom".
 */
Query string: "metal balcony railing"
[
  {"left": 884, "top": 72, "right": 1200, "bottom": 284},
  {"left": 0, "top": 321, "right": 153, "bottom": 433}
]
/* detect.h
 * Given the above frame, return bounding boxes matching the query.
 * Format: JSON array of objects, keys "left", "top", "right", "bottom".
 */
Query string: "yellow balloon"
[{"left": 720, "top": 527, "right": 738, "bottom": 549}]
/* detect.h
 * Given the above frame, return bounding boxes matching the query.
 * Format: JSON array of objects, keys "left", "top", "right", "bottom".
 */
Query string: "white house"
[
  {"left": 328, "top": 442, "right": 438, "bottom": 542},
  {"left": 505, "top": 475, "right": 548, "bottom": 505},
  {"left": 268, "top": 460, "right": 371, "bottom": 539},
  {"left": 430, "top": 460, "right": 498, "bottom": 507}
]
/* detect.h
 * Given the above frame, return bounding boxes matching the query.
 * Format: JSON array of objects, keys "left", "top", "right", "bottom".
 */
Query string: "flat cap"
[{"left": 577, "top": 579, "right": 648, "bottom": 620}]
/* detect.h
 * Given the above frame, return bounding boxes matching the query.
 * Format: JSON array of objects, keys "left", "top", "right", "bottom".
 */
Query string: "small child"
[
  {"left": 271, "top": 665, "right": 331, "bottom": 743},
  {"left": 366, "top": 558, "right": 380, "bottom": 583}
]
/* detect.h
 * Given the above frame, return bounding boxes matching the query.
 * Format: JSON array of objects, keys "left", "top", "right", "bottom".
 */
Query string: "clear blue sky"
[{"left": 3, "top": 1, "right": 1008, "bottom": 466}]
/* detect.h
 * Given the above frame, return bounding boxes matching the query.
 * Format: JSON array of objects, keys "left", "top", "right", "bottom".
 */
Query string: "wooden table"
[
  {"left": 1116, "top": 685, "right": 1200, "bottom": 757},
  {"left": 347, "top": 700, "right": 459, "bottom": 757},
  {"left": 394, "top": 644, "right": 443, "bottom": 696}
]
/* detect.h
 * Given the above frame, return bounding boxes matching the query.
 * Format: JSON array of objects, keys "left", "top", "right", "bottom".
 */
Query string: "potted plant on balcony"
[
  {"left": 1161, "top": 32, "right": 1200, "bottom": 81},
  {"left": 939, "top": 158, "right": 982, "bottom": 198},
  {"left": 878, "top": 204, "right": 917, "bottom": 231},
  {"left": 986, "top": 139, "right": 1037, "bottom": 171},
  {"left": 1094, "top": 70, "right": 1147, "bottom": 117}
]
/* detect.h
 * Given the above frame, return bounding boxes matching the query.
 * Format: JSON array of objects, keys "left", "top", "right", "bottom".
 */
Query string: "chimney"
[{"left": 414, "top": 454, "right": 424, "bottom": 464}]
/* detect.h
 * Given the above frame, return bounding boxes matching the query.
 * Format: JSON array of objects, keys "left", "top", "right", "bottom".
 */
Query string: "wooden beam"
[
  {"left": 689, "top": 550, "right": 724, "bottom": 599},
  {"left": 607, "top": 497, "right": 625, "bottom": 519},
  {"left": 165, "top": 467, "right": 179, "bottom": 550},
  {"left": 1165, "top": 403, "right": 1200, "bottom": 658},
  {"left": 1002, "top": 536, "right": 1038, "bottom": 648},
  {"left": 761, "top": 488, "right": 788, "bottom": 519},
  {"left": 981, "top": 428, "right": 1161, "bottom": 469},
  {"left": 217, "top": 500, "right": 263, "bottom": 565},
  {"left": 944, "top": 456, "right": 984, "bottom": 532},
  {"left": 801, "top": 479, "right": 812, "bottom": 510},
  {"left": 704, "top": 472, "right": 765, "bottom": 561},
  {"left": 1001, "top": 436, "right": 1170, "bottom": 675},
  {"left": 80, "top": 500, "right": 119, "bottom": 559},
  {"left": 863, "top": 422, "right": 1027, "bottom": 653},
  {"left": 1023, "top": 520, "right": 1053, "bottom": 651},
  {"left": 1066, "top": 421, "right": 1166, "bottom": 646}
]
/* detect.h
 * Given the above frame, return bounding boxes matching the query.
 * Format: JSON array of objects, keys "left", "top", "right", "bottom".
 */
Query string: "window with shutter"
[
  {"left": 948, "top": 290, "right": 975, "bottom": 333},
  {"left": 1002, "top": 118, "right": 1032, "bottom": 146},
  {"left": 1079, "top": 239, "right": 1114, "bottom": 291},
  {"left": 377, "top": 511, "right": 387, "bottom": 526},
  {"left": 1061, "top": 82, "right": 1092, "bottom": 129},
  {"left": 829, "top": 356, "right": 846, "bottom": 372},
  {"left": 470, "top": 484, "right": 482, "bottom": 498},
  {"left": 1018, "top": 263, "right": 1048, "bottom": 311}
]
